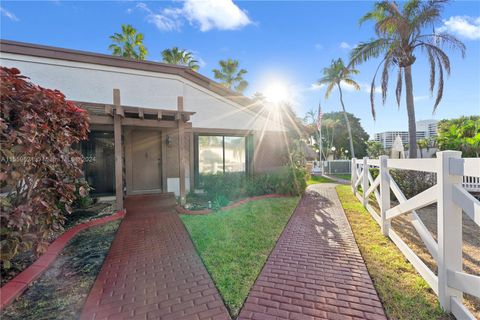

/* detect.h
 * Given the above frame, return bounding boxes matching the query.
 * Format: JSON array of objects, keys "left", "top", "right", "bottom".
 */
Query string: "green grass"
[
  {"left": 335, "top": 185, "right": 450, "bottom": 320},
  {"left": 1, "top": 221, "right": 121, "bottom": 320},
  {"left": 180, "top": 197, "right": 299, "bottom": 317},
  {"left": 307, "top": 175, "right": 334, "bottom": 185},
  {"left": 331, "top": 173, "right": 351, "bottom": 181}
]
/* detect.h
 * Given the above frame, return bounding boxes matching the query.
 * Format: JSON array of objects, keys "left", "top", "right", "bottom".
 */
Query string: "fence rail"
[{"left": 351, "top": 152, "right": 480, "bottom": 320}]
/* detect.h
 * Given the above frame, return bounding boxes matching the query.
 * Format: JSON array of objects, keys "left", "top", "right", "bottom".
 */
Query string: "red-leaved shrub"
[{"left": 0, "top": 67, "right": 89, "bottom": 268}]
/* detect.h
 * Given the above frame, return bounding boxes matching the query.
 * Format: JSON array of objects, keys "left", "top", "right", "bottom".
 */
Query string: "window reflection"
[
  {"left": 198, "top": 136, "right": 224, "bottom": 174},
  {"left": 224, "top": 136, "right": 245, "bottom": 172}
]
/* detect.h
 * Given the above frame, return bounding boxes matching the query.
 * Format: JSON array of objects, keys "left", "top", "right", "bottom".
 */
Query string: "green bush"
[{"left": 199, "top": 172, "right": 246, "bottom": 201}]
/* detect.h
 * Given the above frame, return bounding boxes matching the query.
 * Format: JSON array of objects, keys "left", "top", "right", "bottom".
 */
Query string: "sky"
[{"left": 1, "top": 0, "right": 479, "bottom": 137}]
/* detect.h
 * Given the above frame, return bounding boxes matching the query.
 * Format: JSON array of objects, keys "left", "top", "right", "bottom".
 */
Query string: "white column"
[
  {"left": 437, "top": 150, "right": 463, "bottom": 312},
  {"left": 362, "top": 157, "right": 369, "bottom": 207},
  {"left": 379, "top": 155, "right": 391, "bottom": 236}
]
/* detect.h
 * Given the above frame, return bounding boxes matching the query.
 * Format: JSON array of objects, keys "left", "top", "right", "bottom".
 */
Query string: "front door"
[{"left": 128, "top": 129, "right": 162, "bottom": 195}]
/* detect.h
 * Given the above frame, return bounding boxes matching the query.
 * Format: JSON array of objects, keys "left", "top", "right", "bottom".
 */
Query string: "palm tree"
[
  {"left": 108, "top": 24, "right": 147, "bottom": 60},
  {"left": 161, "top": 47, "right": 200, "bottom": 71},
  {"left": 417, "top": 138, "right": 429, "bottom": 158},
  {"left": 349, "top": 0, "right": 465, "bottom": 158},
  {"left": 317, "top": 58, "right": 360, "bottom": 158},
  {"left": 212, "top": 59, "right": 248, "bottom": 93}
]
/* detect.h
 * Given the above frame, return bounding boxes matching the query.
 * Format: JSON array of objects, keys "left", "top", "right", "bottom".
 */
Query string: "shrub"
[
  {"left": 247, "top": 165, "right": 307, "bottom": 197},
  {"left": 199, "top": 172, "right": 246, "bottom": 201},
  {"left": 0, "top": 67, "right": 89, "bottom": 268},
  {"left": 390, "top": 170, "right": 436, "bottom": 199}
]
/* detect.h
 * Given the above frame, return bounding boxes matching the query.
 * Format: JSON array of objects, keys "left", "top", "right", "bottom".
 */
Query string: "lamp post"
[
  {"left": 345, "top": 149, "right": 349, "bottom": 159},
  {"left": 331, "top": 146, "right": 336, "bottom": 160}
]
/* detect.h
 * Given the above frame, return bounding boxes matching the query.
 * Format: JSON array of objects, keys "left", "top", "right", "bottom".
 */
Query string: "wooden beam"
[
  {"left": 157, "top": 110, "right": 162, "bottom": 120},
  {"left": 122, "top": 118, "right": 177, "bottom": 128},
  {"left": 90, "top": 115, "right": 114, "bottom": 125},
  {"left": 104, "top": 104, "right": 113, "bottom": 116},
  {"left": 113, "top": 89, "right": 124, "bottom": 210},
  {"left": 177, "top": 96, "right": 186, "bottom": 205},
  {"left": 138, "top": 107, "right": 144, "bottom": 119},
  {"left": 113, "top": 89, "right": 124, "bottom": 117}
]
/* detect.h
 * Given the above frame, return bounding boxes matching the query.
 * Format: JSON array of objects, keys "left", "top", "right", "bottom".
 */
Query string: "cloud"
[
  {"left": 0, "top": 6, "right": 19, "bottom": 21},
  {"left": 414, "top": 95, "right": 429, "bottom": 102},
  {"left": 437, "top": 16, "right": 480, "bottom": 40},
  {"left": 314, "top": 43, "right": 323, "bottom": 51},
  {"left": 307, "top": 83, "right": 325, "bottom": 91},
  {"left": 339, "top": 42, "right": 353, "bottom": 49},
  {"left": 135, "top": 0, "right": 252, "bottom": 32}
]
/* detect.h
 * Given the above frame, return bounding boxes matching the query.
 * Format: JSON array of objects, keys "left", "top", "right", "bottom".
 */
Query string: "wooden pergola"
[{"left": 75, "top": 89, "right": 195, "bottom": 210}]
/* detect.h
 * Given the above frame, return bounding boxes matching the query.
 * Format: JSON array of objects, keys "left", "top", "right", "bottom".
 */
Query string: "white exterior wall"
[{"left": 0, "top": 53, "right": 279, "bottom": 131}]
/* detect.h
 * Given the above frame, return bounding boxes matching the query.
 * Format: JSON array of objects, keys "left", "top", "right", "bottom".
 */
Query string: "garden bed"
[
  {"left": 0, "top": 220, "right": 121, "bottom": 320},
  {"left": 1, "top": 202, "right": 115, "bottom": 287},
  {"left": 180, "top": 197, "right": 299, "bottom": 317}
]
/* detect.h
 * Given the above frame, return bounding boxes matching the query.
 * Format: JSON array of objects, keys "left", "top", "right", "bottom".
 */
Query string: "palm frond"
[
  {"left": 434, "top": 55, "right": 444, "bottom": 113},
  {"left": 381, "top": 55, "right": 393, "bottom": 105},
  {"left": 426, "top": 47, "right": 436, "bottom": 95},
  {"left": 349, "top": 38, "right": 391, "bottom": 67},
  {"left": 395, "top": 67, "right": 403, "bottom": 107},
  {"left": 324, "top": 82, "right": 335, "bottom": 100}
]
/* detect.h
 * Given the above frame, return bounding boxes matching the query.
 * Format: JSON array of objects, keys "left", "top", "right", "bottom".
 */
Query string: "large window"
[{"left": 195, "top": 134, "right": 252, "bottom": 185}]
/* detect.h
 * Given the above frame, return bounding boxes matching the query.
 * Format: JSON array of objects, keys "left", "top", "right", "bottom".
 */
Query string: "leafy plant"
[
  {"left": 0, "top": 67, "right": 89, "bottom": 267},
  {"left": 350, "top": 0, "right": 465, "bottom": 158},
  {"left": 161, "top": 47, "right": 200, "bottom": 71},
  {"left": 108, "top": 24, "right": 147, "bottom": 60},
  {"left": 212, "top": 59, "right": 248, "bottom": 93},
  {"left": 436, "top": 116, "right": 479, "bottom": 157}
]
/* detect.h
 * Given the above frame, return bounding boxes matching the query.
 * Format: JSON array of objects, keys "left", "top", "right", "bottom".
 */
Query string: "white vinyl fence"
[{"left": 351, "top": 151, "right": 480, "bottom": 320}]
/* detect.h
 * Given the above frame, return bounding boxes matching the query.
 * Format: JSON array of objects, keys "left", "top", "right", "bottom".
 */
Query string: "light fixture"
[{"left": 166, "top": 135, "right": 172, "bottom": 146}]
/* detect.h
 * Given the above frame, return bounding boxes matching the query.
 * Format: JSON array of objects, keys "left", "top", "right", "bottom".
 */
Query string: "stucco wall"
[{"left": 0, "top": 53, "right": 281, "bottom": 132}]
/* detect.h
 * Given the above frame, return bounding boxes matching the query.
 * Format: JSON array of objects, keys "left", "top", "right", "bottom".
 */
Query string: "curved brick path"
[
  {"left": 80, "top": 195, "right": 230, "bottom": 320},
  {"left": 237, "top": 184, "right": 387, "bottom": 320}
]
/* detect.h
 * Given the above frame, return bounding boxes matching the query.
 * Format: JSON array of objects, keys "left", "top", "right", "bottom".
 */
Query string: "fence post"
[
  {"left": 351, "top": 158, "right": 357, "bottom": 193},
  {"left": 379, "top": 156, "right": 390, "bottom": 236},
  {"left": 437, "top": 151, "right": 463, "bottom": 312},
  {"left": 362, "top": 157, "right": 369, "bottom": 207}
]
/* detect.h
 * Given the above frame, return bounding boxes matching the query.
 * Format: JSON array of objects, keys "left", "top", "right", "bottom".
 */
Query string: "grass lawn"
[
  {"left": 307, "top": 175, "right": 334, "bottom": 185},
  {"left": 180, "top": 197, "right": 299, "bottom": 317},
  {"left": 1, "top": 220, "right": 121, "bottom": 320},
  {"left": 335, "top": 185, "right": 450, "bottom": 320},
  {"left": 331, "top": 173, "right": 351, "bottom": 181}
]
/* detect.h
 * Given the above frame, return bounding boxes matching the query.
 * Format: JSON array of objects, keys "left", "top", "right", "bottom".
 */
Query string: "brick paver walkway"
[
  {"left": 80, "top": 195, "right": 230, "bottom": 320},
  {"left": 238, "top": 184, "right": 387, "bottom": 320}
]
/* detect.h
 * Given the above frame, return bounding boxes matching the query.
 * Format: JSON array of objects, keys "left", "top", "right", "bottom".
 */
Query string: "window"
[
  {"left": 195, "top": 134, "right": 253, "bottom": 186},
  {"left": 81, "top": 131, "right": 115, "bottom": 195}
]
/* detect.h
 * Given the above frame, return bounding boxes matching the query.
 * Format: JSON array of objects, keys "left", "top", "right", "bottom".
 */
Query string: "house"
[{"left": 0, "top": 40, "right": 287, "bottom": 209}]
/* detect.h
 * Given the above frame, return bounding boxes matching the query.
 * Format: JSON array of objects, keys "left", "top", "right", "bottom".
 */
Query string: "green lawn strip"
[
  {"left": 1, "top": 220, "right": 121, "bottom": 320},
  {"left": 307, "top": 175, "right": 334, "bottom": 185},
  {"left": 180, "top": 197, "right": 299, "bottom": 317},
  {"left": 335, "top": 185, "right": 451, "bottom": 320},
  {"left": 331, "top": 173, "right": 351, "bottom": 181}
]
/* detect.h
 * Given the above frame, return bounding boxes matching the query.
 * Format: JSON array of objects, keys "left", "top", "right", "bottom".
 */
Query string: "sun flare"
[{"left": 263, "top": 81, "right": 290, "bottom": 103}]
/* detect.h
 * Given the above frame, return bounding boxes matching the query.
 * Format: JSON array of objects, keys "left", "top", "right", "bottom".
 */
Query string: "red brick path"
[
  {"left": 80, "top": 195, "right": 230, "bottom": 320},
  {"left": 238, "top": 184, "right": 387, "bottom": 320}
]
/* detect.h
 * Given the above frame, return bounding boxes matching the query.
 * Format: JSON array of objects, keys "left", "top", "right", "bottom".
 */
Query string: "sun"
[{"left": 263, "top": 81, "right": 290, "bottom": 104}]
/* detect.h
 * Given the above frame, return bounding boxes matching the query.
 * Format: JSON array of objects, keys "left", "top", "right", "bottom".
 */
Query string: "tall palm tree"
[
  {"left": 317, "top": 58, "right": 360, "bottom": 158},
  {"left": 212, "top": 59, "right": 248, "bottom": 93},
  {"left": 108, "top": 24, "right": 147, "bottom": 60},
  {"left": 161, "top": 47, "right": 200, "bottom": 71},
  {"left": 349, "top": 0, "right": 465, "bottom": 158}
]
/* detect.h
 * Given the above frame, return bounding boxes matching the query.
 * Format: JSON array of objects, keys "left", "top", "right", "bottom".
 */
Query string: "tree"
[
  {"left": 317, "top": 58, "right": 360, "bottom": 158},
  {"left": 417, "top": 138, "right": 430, "bottom": 158},
  {"left": 436, "top": 116, "right": 480, "bottom": 157},
  {"left": 161, "top": 47, "right": 199, "bottom": 71},
  {"left": 349, "top": 0, "right": 465, "bottom": 158},
  {"left": 212, "top": 59, "right": 248, "bottom": 93},
  {"left": 305, "top": 111, "right": 369, "bottom": 159},
  {"left": 366, "top": 141, "right": 387, "bottom": 158},
  {"left": 0, "top": 67, "right": 89, "bottom": 267},
  {"left": 108, "top": 24, "right": 147, "bottom": 60}
]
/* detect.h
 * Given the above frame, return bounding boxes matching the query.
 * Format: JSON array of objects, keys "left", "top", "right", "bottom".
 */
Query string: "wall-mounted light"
[{"left": 166, "top": 135, "right": 172, "bottom": 146}]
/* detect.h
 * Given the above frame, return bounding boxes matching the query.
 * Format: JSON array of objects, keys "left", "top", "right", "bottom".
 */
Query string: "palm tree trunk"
[
  {"left": 404, "top": 65, "right": 417, "bottom": 158},
  {"left": 337, "top": 83, "right": 355, "bottom": 158}
]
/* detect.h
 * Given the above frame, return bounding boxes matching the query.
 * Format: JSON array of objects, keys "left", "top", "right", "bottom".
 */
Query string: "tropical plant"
[
  {"left": 349, "top": 0, "right": 466, "bottom": 158},
  {"left": 161, "top": 47, "right": 200, "bottom": 71},
  {"left": 212, "top": 59, "right": 248, "bottom": 93},
  {"left": 0, "top": 67, "right": 89, "bottom": 267},
  {"left": 366, "top": 140, "right": 387, "bottom": 158},
  {"left": 436, "top": 116, "right": 480, "bottom": 157},
  {"left": 317, "top": 58, "right": 360, "bottom": 158},
  {"left": 108, "top": 24, "right": 147, "bottom": 60},
  {"left": 417, "top": 138, "right": 430, "bottom": 158}
]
